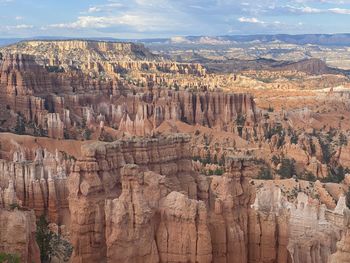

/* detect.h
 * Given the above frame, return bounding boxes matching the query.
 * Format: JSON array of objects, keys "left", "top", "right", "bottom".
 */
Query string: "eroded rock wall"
[
  {"left": 0, "top": 209, "right": 40, "bottom": 263},
  {"left": 68, "top": 134, "right": 256, "bottom": 263}
]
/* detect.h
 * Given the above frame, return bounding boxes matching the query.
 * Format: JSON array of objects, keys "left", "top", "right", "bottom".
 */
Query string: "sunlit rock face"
[
  {"left": 0, "top": 209, "right": 41, "bottom": 263},
  {"left": 67, "top": 135, "right": 257, "bottom": 263}
]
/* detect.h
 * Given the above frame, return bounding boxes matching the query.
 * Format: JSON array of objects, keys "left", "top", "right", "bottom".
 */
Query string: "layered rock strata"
[
  {"left": 0, "top": 148, "right": 71, "bottom": 224},
  {"left": 251, "top": 184, "right": 344, "bottom": 263},
  {"left": 0, "top": 52, "right": 257, "bottom": 139},
  {"left": 68, "top": 135, "right": 256, "bottom": 263},
  {"left": 0, "top": 208, "right": 40, "bottom": 263}
]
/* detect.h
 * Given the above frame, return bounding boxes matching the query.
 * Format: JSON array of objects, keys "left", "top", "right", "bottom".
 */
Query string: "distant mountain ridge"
[{"left": 3, "top": 33, "right": 350, "bottom": 47}]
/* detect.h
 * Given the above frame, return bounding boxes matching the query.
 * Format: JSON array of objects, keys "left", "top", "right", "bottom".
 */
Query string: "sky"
[{"left": 1, "top": 0, "right": 350, "bottom": 38}]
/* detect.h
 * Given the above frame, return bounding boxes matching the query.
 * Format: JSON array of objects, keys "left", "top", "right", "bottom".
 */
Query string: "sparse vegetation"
[
  {"left": 236, "top": 114, "right": 246, "bottom": 137},
  {"left": 14, "top": 114, "right": 25, "bottom": 135},
  {"left": 36, "top": 215, "right": 54, "bottom": 263},
  {"left": 322, "top": 166, "right": 349, "bottom": 183},
  {"left": 339, "top": 133, "right": 348, "bottom": 146},
  {"left": 304, "top": 171, "right": 317, "bottom": 182},
  {"left": 277, "top": 158, "right": 296, "bottom": 179},
  {"left": 0, "top": 253, "right": 20, "bottom": 263},
  {"left": 82, "top": 128, "right": 92, "bottom": 140},
  {"left": 257, "top": 167, "right": 273, "bottom": 180},
  {"left": 318, "top": 136, "right": 332, "bottom": 164},
  {"left": 36, "top": 215, "right": 73, "bottom": 262},
  {"left": 46, "top": 66, "right": 65, "bottom": 73}
]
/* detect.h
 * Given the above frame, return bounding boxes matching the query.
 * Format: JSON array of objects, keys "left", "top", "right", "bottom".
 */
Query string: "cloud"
[
  {"left": 48, "top": 13, "right": 181, "bottom": 33},
  {"left": 82, "top": 2, "right": 125, "bottom": 14},
  {"left": 300, "top": 6, "right": 322, "bottom": 13},
  {"left": 329, "top": 8, "right": 350, "bottom": 14},
  {"left": 275, "top": 4, "right": 350, "bottom": 15},
  {"left": 238, "top": 17, "right": 265, "bottom": 23},
  {"left": 1, "top": 24, "right": 33, "bottom": 30},
  {"left": 87, "top": 7, "right": 102, "bottom": 13},
  {"left": 11, "top": 0, "right": 350, "bottom": 37},
  {"left": 11, "top": 24, "right": 33, "bottom": 29}
]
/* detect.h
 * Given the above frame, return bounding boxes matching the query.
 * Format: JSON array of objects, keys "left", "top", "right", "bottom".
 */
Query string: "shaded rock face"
[
  {"left": 68, "top": 134, "right": 256, "bottom": 263},
  {"left": 0, "top": 52, "right": 256, "bottom": 139},
  {"left": 105, "top": 166, "right": 212, "bottom": 263},
  {"left": 0, "top": 209, "right": 40, "bottom": 263},
  {"left": 0, "top": 148, "right": 71, "bottom": 225},
  {"left": 0, "top": 53, "right": 52, "bottom": 122},
  {"left": 118, "top": 91, "right": 258, "bottom": 136},
  {"left": 329, "top": 209, "right": 350, "bottom": 263},
  {"left": 251, "top": 185, "right": 343, "bottom": 263}
]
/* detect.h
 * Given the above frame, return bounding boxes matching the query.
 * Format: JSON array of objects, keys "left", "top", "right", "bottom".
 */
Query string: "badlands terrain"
[{"left": 0, "top": 39, "right": 349, "bottom": 263}]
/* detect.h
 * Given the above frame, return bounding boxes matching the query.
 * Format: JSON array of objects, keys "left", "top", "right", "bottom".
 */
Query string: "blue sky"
[{"left": 1, "top": 0, "right": 350, "bottom": 38}]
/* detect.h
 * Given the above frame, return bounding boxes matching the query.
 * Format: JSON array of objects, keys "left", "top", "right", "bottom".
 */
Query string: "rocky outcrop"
[
  {"left": 68, "top": 134, "right": 256, "bottom": 263},
  {"left": 0, "top": 208, "right": 40, "bottom": 263},
  {"left": 68, "top": 134, "right": 195, "bottom": 262},
  {"left": 0, "top": 50, "right": 256, "bottom": 140},
  {"left": 0, "top": 40, "right": 206, "bottom": 76},
  {"left": 47, "top": 113, "right": 64, "bottom": 139},
  {"left": 251, "top": 183, "right": 343, "bottom": 263},
  {"left": 328, "top": 208, "right": 350, "bottom": 263},
  {"left": 117, "top": 91, "right": 258, "bottom": 136},
  {"left": 0, "top": 148, "right": 71, "bottom": 224},
  {"left": 105, "top": 165, "right": 212, "bottom": 263}
]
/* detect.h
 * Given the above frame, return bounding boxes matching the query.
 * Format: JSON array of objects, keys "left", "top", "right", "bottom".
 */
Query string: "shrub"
[
  {"left": 290, "top": 133, "right": 298, "bottom": 144},
  {"left": 321, "top": 166, "right": 348, "bottom": 183},
  {"left": 0, "top": 253, "right": 20, "bottom": 263},
  {"left": 277, "top": 158, "right": 296, "bottom": 179},
  {"left": 235, "top": 114, "right": 246, "bottom": 126},
  {"left": 257, "top": 167, "right": 273, "bottom": 180},
  {"left": 271, "top": 155, "right": 280, "bottom": 166},
  {"left": 213, "top": 168, "right": 224, "bottom": 176},
  {"left": 14, "top": 115, "right": 25, "bottom": 135},
  {"left": 36, "top": 215, "right": 73, "bottom": 262},
  {"left": 36, "top": 215, "right": 54, "bottom": 262},
  {"left": 339, "top": 133, "right": 348, "bottom": 146},
  {"left": 304, "top": 171, "right": 317, "bottom": 182},
  {"left": 82, "top": 128, "right": 92, "bottom": 140},
  {"left": 46, "top": 66, "right": 64, "bottom": 73},
  {"left": 319, "top": 137, "right": 332, "bottom": 164},
  {"left": 9, "top": 203, "right": 21, "bottom": 210}
]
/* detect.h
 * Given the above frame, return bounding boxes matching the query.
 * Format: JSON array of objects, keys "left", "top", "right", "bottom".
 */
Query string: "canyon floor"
[{"left": 0, "top": 39, "right": 350, "bottom": 263}]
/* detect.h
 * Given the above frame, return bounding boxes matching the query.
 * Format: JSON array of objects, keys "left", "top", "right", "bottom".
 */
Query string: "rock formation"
[
  {"left": 251, "top": 182, "right": 345, "bottom": 263},
  {"left": 0, "top": 148, "right": 71, "bottom": 224},
  {"left": 67, "top": 134, "right": 257, "bottom": 263},
  {"left": 328, "top": 207, "right": 350, "bottom": 263},
  {"left": 0, "top": 208, "right": 40, "bottom": 263}
]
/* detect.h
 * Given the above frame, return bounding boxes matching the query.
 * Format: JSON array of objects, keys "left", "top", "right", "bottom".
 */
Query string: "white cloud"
[
  {"left": 300, "top": 6, "right": 322, "bottom": 13},
  {"left": 238, "top": 17, "right": 264, "bottom": 23},
  {"left": 48, "top": 14, "right": 178, "bottom": 32},
  {"left": 329, "top": 8, "right": 350, "bottom": 14},
  {"left": 12, "top": 24, "right": 33, "bottom": 29},
  {"left": 83, "top": 2, "right": 124, "bottom": 14},
  {"left": 1, "top": 24, "right": 33, "bottom": 30},
  {"left": 285, "top": 5, "right": 350, "bottom": 15},
  {"left": 87, "top": 7, "right": 102, "bottom": 13}
]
